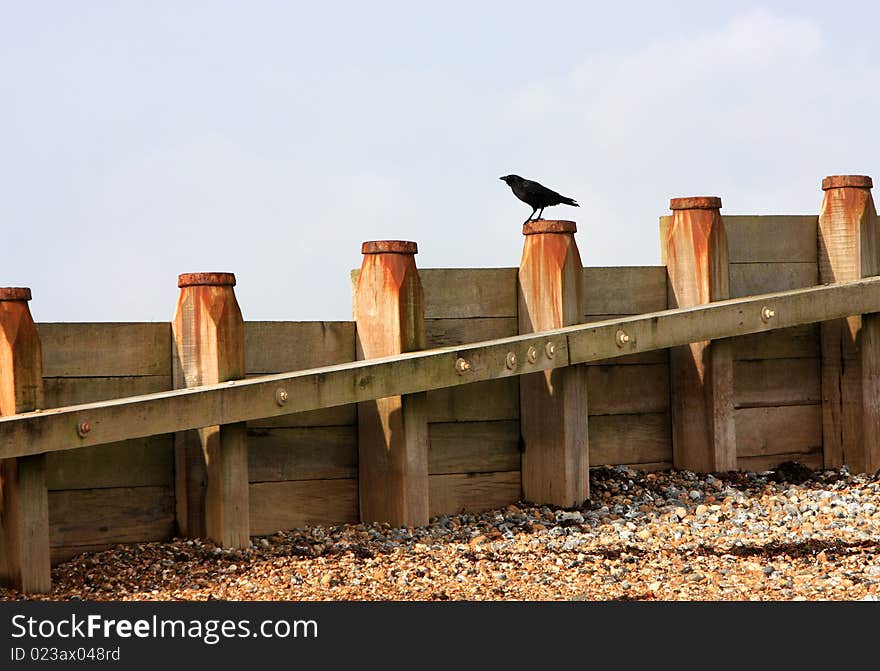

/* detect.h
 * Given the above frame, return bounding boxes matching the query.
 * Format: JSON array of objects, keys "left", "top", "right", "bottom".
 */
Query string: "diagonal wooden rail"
[{"left": 2, "top": 277, "right": 880, "bottom": 460}]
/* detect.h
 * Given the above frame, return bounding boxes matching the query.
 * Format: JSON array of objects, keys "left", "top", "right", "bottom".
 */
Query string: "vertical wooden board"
[
  {"left": 733, "top": 359, "right": 821, "bottom": 408},
  {"left": 244, "top": 321, "right": 356, "bottom": 375},
  {"left": 247, "top": 426, "right": 358, "bottom": 481},
  {"left": 587, "top": 364, "right": 669, "bottom": 415},
  {"left": 428, "top": 471, "right": 521, "bottom": 516},
  {"left": 48, "top": 486, "right": 175, "bottom": 548},
  {"left": 729, "top": 262, "right": 818, "bottom": 298},
  {"left": 425, "top": 317, "right": 518, "bottom": 348},
  {"left": 427, "top": 379, "right": 519, "bottom": 422},
  {"left": 724, "top": 215, "right": 819, "bottom": 263},
  {"left": 583, "top": 267, "right": 667, "bottom": 316},
  {"left": 46, "top": 436, "right": 173, "bottom": 490},
  {"left": 249, "top": 479, "right": 358, "bottom": 535},
  {"left": 37, "top": 323, "right": 171, "bottom": 377},
  {"left": 419, "top": 268, "right": 519, "bottom": 318},
  {"left": 588, "top": 413, "right": 672, "bottom": 466},
  {"left": 730, "top": 325, "right": 820, "bottom": 361},
  {"left": 659, "top": 216, "right": 672, "bottom": 264},
  {"left": 428, "top": 421, "right": 521, "bottom": 474},
  {"left": 735, "top": 405, "right": 822, "bottom": 458}
]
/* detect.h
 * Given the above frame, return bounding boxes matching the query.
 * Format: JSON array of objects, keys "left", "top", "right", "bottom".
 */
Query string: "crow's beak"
[{"left": 499, "top": 176, "right": 505, "bottom": 181}]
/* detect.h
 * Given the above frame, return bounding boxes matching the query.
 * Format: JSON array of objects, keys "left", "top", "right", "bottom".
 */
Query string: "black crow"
[{"left": 500, "top": 174, "right": 579, "bottom": 224}]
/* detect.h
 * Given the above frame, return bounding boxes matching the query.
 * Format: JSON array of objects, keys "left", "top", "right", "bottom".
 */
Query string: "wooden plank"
[
  {"left": 583, "top": 266, "right": 667, "bottom": 316},
  {"left": 428, "top": 421, "right": 520, "bottom": 475},
  {"left": 249, "top": 479, "right": 358, "bottom": 535},
  {"left": 420, "top": 268, "right": 518, "bottom": 319},
  {"left": 48, "top": 486, "right": 174, "bottom": 548},
  {"left": 729, "top": 262, "right": 817, "bottom": 299},
  {"left": 46, "top": 436, "right": 172, "bottom": 490},
  {"left": 425, "top": 317, "right": 517, "bottom": 348},
  {"left": 247, "top": 426, "right": 357, "bottom": 481},
  {"left": 43, "top": 375, "right": 172, "bottom": 408},
  {"left": 724, "top": 215, "right": 818, "bottom": 263},
  {"left": 6, "top": 277, "right": 880, "bottom": 459},
  {"left": 244, "top": 321, "right": 355, "bottom": 375},
  {"left": 428, "top": 379, "right": 518, "bottom": 422},
  {"left": 355, "top": 248, "right": 429, "bottom": 526},
  {"left": 172, "top": 277, "right": 249, "bottom": 548},
  {"left": 738, "top": 449, "right": 823, "bottom": 473},
  {"left": 519, "top": 225, "right": 588, "bottom": 506},
  {"left": 735, "top": 405, "right": 822, "bottom": 458},
  {"left": 730, "top": 324, "right": 819, "bottom": 360},
  {"left": 734, "top": 359, "right": 821, "bottom": 408},
  {"left": 620, "top": 461, "right": 673, "bottom": 472},
  {"left": 588, "top": 413, "right": 672, "bottom": 466},
  {"left": 587, "top": 364, "right": 669, "bottom": 415},
  {"left": 428, "top": 471, "right": 521, "bottom": 516},
  {"left": 666, "top": 199, "right": 735, "bottom": 472},
  {"left": 38, "top": 323, "right": 170, "bottom": 377},
  {"left": 659, "top": 215, "right": 671, "bottom": 264},
  {"left": 246, "top": 404, "right": 356, "bottom": 429}
]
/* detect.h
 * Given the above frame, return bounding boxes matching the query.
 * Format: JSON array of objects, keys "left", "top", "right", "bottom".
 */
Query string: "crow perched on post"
[{"left": 500, "top": 175, "right": 579, "bottom": 224}]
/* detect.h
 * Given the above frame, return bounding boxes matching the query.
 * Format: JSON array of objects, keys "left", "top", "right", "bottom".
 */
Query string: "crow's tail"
[{"left": 560, "top": 196, "right": 579, "bottom": 207}]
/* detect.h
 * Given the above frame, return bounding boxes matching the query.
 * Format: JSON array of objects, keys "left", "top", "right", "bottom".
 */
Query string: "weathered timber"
[
  {"left": 249, "top": 479, "right": 358, "bottom": 535},
  {"left": 46, "top": 436, "right": 172, "bottom": 490},
  {"left": 355, "top": 241, "right": 429, "bottom": 526},
  {"left": 0, "top": 288, "right": 50, "bottom": 593},
  {"left": 428, "top": 379, "right": 519, "bottom": 422},
  {"left": 735, "top": 405, "right": 822, "bottom": 458},
  {"left": 730, "top": 324, "right": 819, "bottom": 361},
  {"left": 729, "top": 262, "right": 818, "bottom": 299},
  {"left": 518, "top": 220, "right": 589, "bottom": 507},
  {"left": 244, "top": 321, "right": 355, "bottom": 375},
  {"left": 428, "top": 421, "right": 521, "bottom": 474},
  {"left": 172, "top": 273, "right": 249, "bottom": 547},
  {"left": 586, "top": 364, "right": 669, "bottom": 415},
  {"left": 588, "top": 413, "right": 672, "bottom": 466},
  {"left": 738, "top": 449, "right": 823, "bottom": 473},
  {"left": 583, "top": 266, "right": 667, "bottom": 316},
  {"left": 428, "top": 471, "right": 521, "bottom": 516},
  {"left": 666, "top": 197, "right": 736, "bottom": 472},
  {"left": 247, "top": 426, "right": 357, "bottom": 482},
  {"left": 733, "top": 359, "right": 821, "bottom": 408},
  {"left": 425, "top": 317, "right": 517, "bottom": 348},
  {"left": 3, "top": 278, "right": 880, "bottom": 457},
  {"left": 818, "top": 175, "right": 880, "bottom": 473}
]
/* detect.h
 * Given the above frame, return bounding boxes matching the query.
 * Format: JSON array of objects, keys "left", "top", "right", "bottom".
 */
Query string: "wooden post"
[
  {"left": 172, "top": 273, "right": 249, "bottom": 547},
  {"left": 666, "top": 197, "right": 736, "bottom": 472},
  {"left": 818, "top": 175, "right": 880, "bottom": 473},
  {"left": 0, "top": 287, "right": 50, "bottom": 593},
  {"left": 518, "top": 220, "right": 588, "bottom": 507},
  {"left": 354, "top": 241, "right": 429, "bottom": 526}
]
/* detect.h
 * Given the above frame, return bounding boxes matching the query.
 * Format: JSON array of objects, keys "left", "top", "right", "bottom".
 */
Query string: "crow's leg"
[
  {"left": 524, "top": 207, "right": 537, "bottom": 224},
  {"left": 537, "top": 207, "right": 545, "bottom": 220}
]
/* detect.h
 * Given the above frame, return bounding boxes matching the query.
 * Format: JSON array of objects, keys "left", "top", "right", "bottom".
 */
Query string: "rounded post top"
[
  {"left": 361, "top": 240, "right": 418, "bottom": 255},
  {"left": 669, "top": 197, "right": 722, "bottom": 211},
  {"left": 522, "top": 220, "right": 577, "bottom": 235},
  {"left": 822, "top": 175, "right": 873, "bottom": 190},
  {"left": 0, "top": 287, "right": 32, "bottom": 302},
  {"left": 178, "top": 272, "right": 237, "bottom": 288}
]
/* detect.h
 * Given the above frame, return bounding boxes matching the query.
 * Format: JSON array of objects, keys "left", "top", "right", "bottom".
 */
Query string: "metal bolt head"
[
  {"left": 505, "top": 351, "right": 517, "bottom": 369},
  {"left": 77, "top": 420, "right": 91, "bottom": 438},
  {"left": 615, "top": 329, "right": 631, "bottom": 347},
  {"left": 545, "top": 342, "right": 556, "bottom": 358},
  {"left": 527, "top": 346, "right": 537, "bottom": 364},
  {"left": 455, "top": 357, "right": 472, "bottom": 374},
  {"left": 761, "top": 306, "right": 776, "bottom": 322},
  {"left": 276, "top": 388, "right": 289, "bottom": 406}
]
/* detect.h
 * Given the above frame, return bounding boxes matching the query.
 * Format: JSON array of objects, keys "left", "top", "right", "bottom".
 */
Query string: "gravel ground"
[{"left": 3, "top": 463, "right": 880, "bottom": 601}]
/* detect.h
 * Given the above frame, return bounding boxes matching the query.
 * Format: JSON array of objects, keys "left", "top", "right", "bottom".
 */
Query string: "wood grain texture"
[
  {"left": 735, "top": 405, "right": 821, "bottom": 458},
  {"left": 46, "top": 436, "right": 173, "bottom": 490},
  {"left": 428, "top": 379, "right": 519, "bottom": 422},
  {"left": 587, "top": 364, "right": 669, "bottom": 415},
  {"left": 428, "top": 471, "right": 521, "bottom": 516},
  {"left": 428, "top": 421, "right": 521, "bottom": 474},
  {"left": 421, "top": 268, "right": 518, "bottom": 318},
  {"left": 43, "top": 375, "right": 172, "bottom": 407},
  {"left": 729, "top": 262, "right": 817, "bottom": 299},
  {"left": 37, "top": 322, "right": 170, "bottom": 377},
  {"left": 588, "top": 413, "right": 672, "bottom": 466},
  {"left": 583, "top": 266, "right": 667, "bottom": 316},
  {"left": 733, "top": 359, "right": 821, "bottom": 408},
  {"left": 247, "top": 426, "right": 357, "bottom": 481},
  {"left": 249, "top": 479, "right": 358, "bottom": 535},
  {"left": 738, "top": 449, "right": 822, "bottom": 472},
  {"left": 246, "top": 405, "right": 356, "bottom": 429},
  {"left": 725, "top": 216, "right": 819, "bottom": 263},
  {"left": 48, "top": 486, "right": 174, "bottom": 550},
  {"left": 425, "top": 317, "right": 517, "bottom": 348},
  {"left": 730, "top": 325, "right": 819, "bottom": 361},
  {"left": 519, "top": 229, "right": 589, "bottom": 506},
  {"left": 244, "top": 321, "right": 355, "bottom": 375}
]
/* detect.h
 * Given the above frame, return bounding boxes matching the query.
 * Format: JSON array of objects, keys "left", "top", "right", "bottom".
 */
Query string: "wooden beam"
[
  {"left": 354, "top": 241, "right": 429, "bottom": 526},
  {"left": 0, "top": 288, "right": 50, "bottom": 593},
  {"left": 3, "top": 277, "right": 880, "bottom": 459},
  {"left": 665, "top": 196, "right": 736, "bottom": 472},
  {"left": 172, "top": 273, "right": 249, "bottom": 548},
  {"left": 518, "top": 220, "right": 589, "bottom": 507},
  {"left": 818, "top": 174, "right": 880, "bottom": 473}
]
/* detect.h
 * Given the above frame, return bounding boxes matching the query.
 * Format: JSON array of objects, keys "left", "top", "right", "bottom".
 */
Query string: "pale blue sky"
[{"left": 3, "top": 1, "right": 879, "bottom": 321}]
